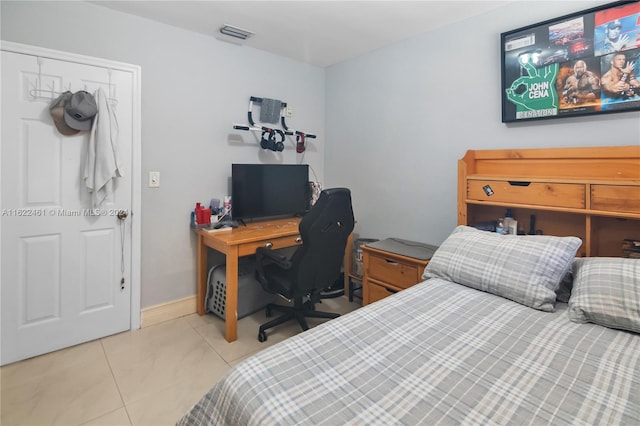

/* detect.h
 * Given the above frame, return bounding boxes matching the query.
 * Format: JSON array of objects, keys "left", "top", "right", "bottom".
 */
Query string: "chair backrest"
[{"left": 288, "top": 188, "right": 355, "bottom": 295}]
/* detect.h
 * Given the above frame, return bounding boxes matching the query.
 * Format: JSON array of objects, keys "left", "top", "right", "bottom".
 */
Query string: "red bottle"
[{"left": 195, "top": 203, "right": 211, "bottom": 226}]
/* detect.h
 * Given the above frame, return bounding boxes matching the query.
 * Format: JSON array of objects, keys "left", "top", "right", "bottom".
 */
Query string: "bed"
[
  {"left": 179, "top": 226, "right": 640, "bottom": 425},
  {"left": 178, "top": 146, "right": 640, "bottom": 425}
]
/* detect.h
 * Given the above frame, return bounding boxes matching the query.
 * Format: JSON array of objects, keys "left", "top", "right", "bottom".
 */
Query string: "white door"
[{"left": 1, "top": 47, "right": 138, "bottom": 365}]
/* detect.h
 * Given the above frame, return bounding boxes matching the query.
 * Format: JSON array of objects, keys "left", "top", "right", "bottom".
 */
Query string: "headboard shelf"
[
  {"left": 460, "top": 145, "right": 640, "bottom": 181},
  {"left": 459, "top": 146, "right": 640, "bottom": 257},
  {"left": 465, "top": 200, "right": 640, "bottom": 220},
  {"left": 466, "top": 175, "right": 640, "bottom": 185}
]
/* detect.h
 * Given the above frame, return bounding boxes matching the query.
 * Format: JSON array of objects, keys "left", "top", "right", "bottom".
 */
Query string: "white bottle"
[
  {"left": 504, "top": 208, "right": 517, "bottom": 235},
  {"left": 223, "top": 196, "right": 232, "bottom": 218}
]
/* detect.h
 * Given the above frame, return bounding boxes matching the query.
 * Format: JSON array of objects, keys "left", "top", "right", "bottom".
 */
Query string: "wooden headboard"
[{"left": 458, "top": 146, "right": 640, "bottom": 257}]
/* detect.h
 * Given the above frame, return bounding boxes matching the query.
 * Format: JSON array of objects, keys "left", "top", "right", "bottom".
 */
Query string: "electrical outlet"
[
  {"left": 286, "top": 106, "right": 293, "bottom": 117},
  {"left": 149, "top": 171, "right": 160, "bottom": 188}
]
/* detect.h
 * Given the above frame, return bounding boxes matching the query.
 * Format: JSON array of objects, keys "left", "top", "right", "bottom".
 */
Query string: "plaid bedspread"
[{"left": 178, "top": 278, "right": 640, "bottom": 425}]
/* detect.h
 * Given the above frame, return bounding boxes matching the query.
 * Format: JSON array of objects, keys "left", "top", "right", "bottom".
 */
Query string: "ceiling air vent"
[{"left": 219, "top": 25, "right": 254, "bottom": 40}]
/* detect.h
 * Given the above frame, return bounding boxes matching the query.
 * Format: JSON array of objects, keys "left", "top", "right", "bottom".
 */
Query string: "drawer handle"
[
  {"left": 508, "top": 181, "right": 531, "bottom": 186},
  {"left": 295, "top": 237, "right": 302, "bottom": 243},
  {"left": 388, "top": 288, "right": 398, "bottom": 294},
  {"left": 265, "top": 242, "right": 273, "bottom": 249},
  {"left": 385, "top": 260, "right": 399, "bottom": 266}
]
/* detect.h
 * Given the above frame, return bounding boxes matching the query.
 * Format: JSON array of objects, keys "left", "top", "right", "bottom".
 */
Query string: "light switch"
[{"left": 149, "top": 171, "right": 160, "bottom": 188}]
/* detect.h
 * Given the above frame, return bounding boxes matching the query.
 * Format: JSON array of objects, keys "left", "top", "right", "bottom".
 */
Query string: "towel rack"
[{"left": 233, "top": 96, "right": 317, "bottom": 145}]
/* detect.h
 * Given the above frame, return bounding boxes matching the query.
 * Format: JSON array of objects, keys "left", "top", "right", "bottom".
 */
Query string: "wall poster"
[{"left": 501, "top": 0, "right": 640, "bottom": 122}]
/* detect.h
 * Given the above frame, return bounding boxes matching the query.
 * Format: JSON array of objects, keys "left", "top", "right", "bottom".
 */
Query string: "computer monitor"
[{"left": 231, "top": 164, "right": 310, "bottom": 222}]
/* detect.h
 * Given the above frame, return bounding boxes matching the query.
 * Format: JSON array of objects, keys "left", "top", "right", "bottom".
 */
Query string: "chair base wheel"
[{"left": 258, "top": 331, "right": 267, "bottom": 342}]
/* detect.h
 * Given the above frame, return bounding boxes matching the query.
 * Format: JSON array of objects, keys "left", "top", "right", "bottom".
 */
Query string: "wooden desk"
[{"left": 197, "top": 217, "right": 354, "bottom": 342}]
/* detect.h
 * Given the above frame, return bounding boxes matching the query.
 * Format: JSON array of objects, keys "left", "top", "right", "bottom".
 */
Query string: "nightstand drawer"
[
  {"left": 362, "top": 244, "right": 432, "bottom": 306},
  {"left": 467, "top": 180, "right": 585, "bottom": 209},
  {"left": 368, "top": 254, "right": 420, "bottom": 289},
  {"left": 367, "top": 281, "right": 396, "bottom": 304}
]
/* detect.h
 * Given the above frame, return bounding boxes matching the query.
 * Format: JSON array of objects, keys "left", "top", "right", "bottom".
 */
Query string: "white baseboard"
[{"left": 141, "top": 296, "right": 197, "bottom": 328}]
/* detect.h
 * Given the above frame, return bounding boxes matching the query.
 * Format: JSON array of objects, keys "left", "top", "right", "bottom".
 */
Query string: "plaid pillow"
[
  {"left": 423, "top": 226, "right": 581, "bottom": 311},
  {"left": 568, "top": 257, "right": 640, "bottom": 333},
  {"left": 556, "top": 271, "right": 574, "bottom": 303}
]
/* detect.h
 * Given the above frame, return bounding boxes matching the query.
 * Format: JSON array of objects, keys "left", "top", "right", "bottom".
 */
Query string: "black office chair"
[{"left": 255, "top": 188, "right": 355, "bottom": 342}]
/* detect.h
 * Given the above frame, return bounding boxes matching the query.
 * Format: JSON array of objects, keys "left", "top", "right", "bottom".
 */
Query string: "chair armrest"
[
  {"left": 256, "top": 247, "right": 290, "bottom": 266},
  {"left": 255, "top": 247, "right": 292, "bottom": 285}
]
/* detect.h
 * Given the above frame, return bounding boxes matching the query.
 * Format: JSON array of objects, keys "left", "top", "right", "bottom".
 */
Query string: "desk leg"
[
  {"left": 344, "top": 233, "right": 354, "bottom": 296},
  {"left": 197, "top": 233, "right": 207, "bottom": 316},
  {"left": 225, "top": 246, "right": 239, "bottom": 342}
]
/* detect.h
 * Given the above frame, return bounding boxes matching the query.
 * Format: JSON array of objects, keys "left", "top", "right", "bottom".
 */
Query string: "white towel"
[{"left": 84, "top": 88, "right": 122, "bottom": 208}]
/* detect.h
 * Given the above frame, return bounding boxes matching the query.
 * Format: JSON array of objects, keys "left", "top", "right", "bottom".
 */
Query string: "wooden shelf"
[{"left": 458, "top": 146, "right": 640, "bottom": 258}]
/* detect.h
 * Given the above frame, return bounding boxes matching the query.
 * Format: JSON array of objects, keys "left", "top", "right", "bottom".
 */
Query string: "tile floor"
[{"left": 1, "top": 296, "right": 361, "bottom": 426}]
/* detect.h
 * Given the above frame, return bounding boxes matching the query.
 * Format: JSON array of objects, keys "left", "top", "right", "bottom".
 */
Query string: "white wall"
[
  {"left": 1, "top": 1, "right": 326, "bottom": 308},
  {"left": 3, "top": 1, "right": 640, "bottom": 309},
  {"left": 325, "top": 0, "right": 640, "bottom": 246}
]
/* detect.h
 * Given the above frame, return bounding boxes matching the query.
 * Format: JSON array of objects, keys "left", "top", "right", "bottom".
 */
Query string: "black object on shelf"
[{"left": 470, "top": 220, "right": 497, "bottom": 232}]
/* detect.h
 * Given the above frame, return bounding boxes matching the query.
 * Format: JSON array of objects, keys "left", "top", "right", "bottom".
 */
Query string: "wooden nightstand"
[{"left": 362, "top": 245, "right": 431, "bottom": 305}]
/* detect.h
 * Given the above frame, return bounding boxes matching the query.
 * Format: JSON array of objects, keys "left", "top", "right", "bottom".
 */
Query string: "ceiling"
[{"left": 91, "top": 1, "right": 511, "bottom": 67}]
